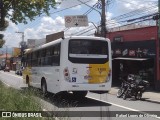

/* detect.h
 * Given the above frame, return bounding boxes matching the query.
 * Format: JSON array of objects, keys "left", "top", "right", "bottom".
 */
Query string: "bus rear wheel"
[{"left": 73, "top": 91, "right": 88, "bottom": 98}]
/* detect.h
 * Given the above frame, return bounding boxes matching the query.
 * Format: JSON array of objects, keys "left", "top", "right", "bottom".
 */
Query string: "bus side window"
[
  {"left": 28, "top": 53, "right": 32, "bottom": 67},
  {"left": 38, "top": 58, "right": 41, "bottom": 66},
  {"left": 23, "top": 54, "right": 27, "bottom": 67},
  {"left": 41, "top": 49, "right": 46, "bottom": 66},
  {"left": 51, "top": 44, "right": 60, "bottom": 66},
  {"left": 36, "top": 51, "right": 39, "bottom": 66},
  {"left": 46, "top": 47, "right": 52, "bottom": 66},
  {"left": 51, "top": 47, "right": 55, "bottom": 66},
  {"left": 47, "top": 47, "right": 52, "bottom": 66},
  {"left": 32, "top": 52, "right": 37, "bottom": 66},
  {"left": 38, "top": 50, "right": 42, "bottom": 66}
]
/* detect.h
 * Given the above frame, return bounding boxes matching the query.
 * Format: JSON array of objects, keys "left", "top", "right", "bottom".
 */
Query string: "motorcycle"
[
  {"left": 116, "top": 76, "right": 129, "bottom": 98},
  {"left": 123, "top": 74, "right": 149, "bottom": 100},
  {"left": 117, "top": 74, "right": 150, "bottom": 100}
]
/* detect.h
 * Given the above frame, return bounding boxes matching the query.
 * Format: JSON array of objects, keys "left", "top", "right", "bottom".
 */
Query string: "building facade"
[
  {"left": 107, "top": 26, "right": 160, "bottom": 90},
  {"left": 0, "top": 53, "right": 12, "bottom": 69}
]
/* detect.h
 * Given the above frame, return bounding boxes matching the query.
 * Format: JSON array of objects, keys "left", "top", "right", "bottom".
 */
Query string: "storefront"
[
  {"left": 111, "top": 40, "right": 156, "bottom": 88},
  {"left": 107, "top": 26, "right": 159, "bottom": 89}
]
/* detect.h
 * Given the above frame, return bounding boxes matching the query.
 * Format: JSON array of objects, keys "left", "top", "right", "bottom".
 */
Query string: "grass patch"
[
  {"left": 0, "top": 81, "right": 41, "bottom": 111},
  {"left": 0, "top": 81, "right": 55, "bottom": 120},
  {"left": 0, "top": 81, "right": 74, "bottom": 120}
]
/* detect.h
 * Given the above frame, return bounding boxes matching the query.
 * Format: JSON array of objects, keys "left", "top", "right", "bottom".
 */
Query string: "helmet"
[{"left": 127, "top": 74, "right": 135, "bottom": 82}]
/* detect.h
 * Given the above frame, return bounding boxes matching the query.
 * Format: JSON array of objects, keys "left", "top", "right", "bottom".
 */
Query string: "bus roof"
[
  {"left": 24, "top": 38, "right": 62, "bottom": 54},
  {"left": 24, "top": 36, "right": 110, "bottom": 54}
]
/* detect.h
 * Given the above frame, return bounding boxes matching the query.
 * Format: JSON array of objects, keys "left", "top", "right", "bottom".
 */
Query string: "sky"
[{"left": 0, "top": 0, "right": 158, "bottom": 50}]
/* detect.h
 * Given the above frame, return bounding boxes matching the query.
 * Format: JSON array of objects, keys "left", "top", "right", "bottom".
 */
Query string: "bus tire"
[
  {"left": 73, "top": 91, "right": 87, "bottom": 98},
  {"left": 41, "top": 79, "right": 48, "bottom": 97},
  {"left": 26, "top": 76, "right": 30, "bottom": 88}
]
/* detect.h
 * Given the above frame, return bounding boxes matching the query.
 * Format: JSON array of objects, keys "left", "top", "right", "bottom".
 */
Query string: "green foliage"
[
  {"left": 0, "top": 0, "right": 57, "bottom": 47},
  {"left": 0, "top": 34, "right": 4, "bottom": 39},
  {"left": 0, "top": 20, "right": 9, "bottom": 31},
  {"left": 0, "top": 39, "right": 5, "bottom": 48},
  {"left": 0, "top": 81, "right": 59, "bottom": 120},
  {"left": 3, "top": 0, "right": 57, "bottom": 24},
  {"left": 0, "top": 81, "right": 42, "bottom": 111},
  {"left": 0, "top": 34, "right": 5, "bottom": 48}
]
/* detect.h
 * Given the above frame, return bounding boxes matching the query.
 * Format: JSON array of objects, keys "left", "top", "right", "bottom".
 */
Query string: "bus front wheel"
[
  {"left": 73, "top": 91, "right": 88, "bottom": 98},
  {"left": 41, "top": 80, "right": 48, "bottom": 97},
  {"left": 26, "top": 76, "right": 30, "bottom": 88}
]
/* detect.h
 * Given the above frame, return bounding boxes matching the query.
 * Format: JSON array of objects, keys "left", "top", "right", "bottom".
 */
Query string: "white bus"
[{"left": 23, "top": 36, "right": 112, "bottom": 98}]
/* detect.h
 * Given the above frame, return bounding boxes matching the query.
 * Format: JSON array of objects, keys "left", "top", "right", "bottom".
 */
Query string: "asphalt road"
[{"left": 0, "top": 70, "right": 160, "bottom": 120}]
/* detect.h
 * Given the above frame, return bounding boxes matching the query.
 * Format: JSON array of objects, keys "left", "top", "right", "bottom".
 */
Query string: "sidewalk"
[{"left": 109, "top": 87, "right": 160, "bottom": 103}]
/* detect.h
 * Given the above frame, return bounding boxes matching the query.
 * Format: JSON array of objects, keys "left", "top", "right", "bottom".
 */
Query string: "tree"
[
  {"left": 1, "top": 0, "right": 57, "bottom": 25},
  {"left": 0, "top": 34, "right": 5, "bottom": 48},
  {"left": 0, "top": 0, "right": 57, "bottom": 47}
]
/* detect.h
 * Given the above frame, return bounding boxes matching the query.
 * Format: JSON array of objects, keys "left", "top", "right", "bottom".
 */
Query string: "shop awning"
[{"left": 113, "top": 57, "right": 149, "bottom": 61}]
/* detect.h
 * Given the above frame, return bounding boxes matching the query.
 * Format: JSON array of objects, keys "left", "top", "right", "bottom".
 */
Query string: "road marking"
[
  {"left": 87, "top": 96, "right": 160, "bottom": 119},
  {"left": 43, "top": 109, "right": 59, "bottom": 120},
  {"left": 1, "top": 80, "right": 10, "bottom": 87}
]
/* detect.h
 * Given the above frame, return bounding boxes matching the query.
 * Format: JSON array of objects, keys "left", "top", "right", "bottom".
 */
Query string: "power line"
[
  {"left": 71, "top": 0, "right": 113, "bottom": 35},
  {"left": 111, "top": 4, "right": 157, "bottom": 21},
  {"left": 49, "top": 0, "right": 91, "bottom": 15},
  {"left": 77, "top": 0, "right": 101, "bottom": 15},
  {"left": 73, "top": 2, "right": 158, "bottom": 35},
  {"left": 73, "top": 10, "right": 157, "bottom": 36}
]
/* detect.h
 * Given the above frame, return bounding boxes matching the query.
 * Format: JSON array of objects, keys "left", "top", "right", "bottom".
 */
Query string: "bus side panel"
[{"left": 44, "top": 66, "right": 61, "bottom": 94}]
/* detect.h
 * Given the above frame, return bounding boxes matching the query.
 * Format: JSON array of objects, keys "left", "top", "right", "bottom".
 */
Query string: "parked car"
[{"left": 4, "top": 66, "right": 10, "bottom": 72}]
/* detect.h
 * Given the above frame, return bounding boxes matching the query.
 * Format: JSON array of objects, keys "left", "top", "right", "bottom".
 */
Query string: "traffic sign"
[{"left": 64, "top": 15, "right": 88, "bottom": 27}]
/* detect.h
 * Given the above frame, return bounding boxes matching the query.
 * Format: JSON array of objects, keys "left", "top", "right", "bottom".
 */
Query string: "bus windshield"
[{"left": 69, "top": 39, "right": 109, "bottom": 64}]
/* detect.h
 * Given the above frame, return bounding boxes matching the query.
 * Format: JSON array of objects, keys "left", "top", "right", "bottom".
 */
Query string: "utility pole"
[
  {"left": 16, "top": 31, "right": 26, "bottom": 66},
  {"left": 16, "top": 31, "right": 25, "bottom": 54},
  {"left": 100, "top": 0, "right": 107, "bottom": 38},
  {"left": 151, "top": 1, "right": 160, "bottom": 89},
  {"left": 77, "top": 0, "right": 106, "bottom": 37},
  {"left": 156, "top": 0, "right": 160, "bottom": 88}
]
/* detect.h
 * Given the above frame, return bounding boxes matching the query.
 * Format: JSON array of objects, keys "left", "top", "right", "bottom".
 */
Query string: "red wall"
[
  {"left": 107, "top": 26, "right": 160, "bottom": 87},
  {"left": 107, "top": 26, "right": 158, "bottom": 42}
]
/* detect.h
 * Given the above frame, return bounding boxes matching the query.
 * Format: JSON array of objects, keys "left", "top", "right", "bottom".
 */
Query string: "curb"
[{"left": 108, "top": 88, "right": 160, "bottom": 103}]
